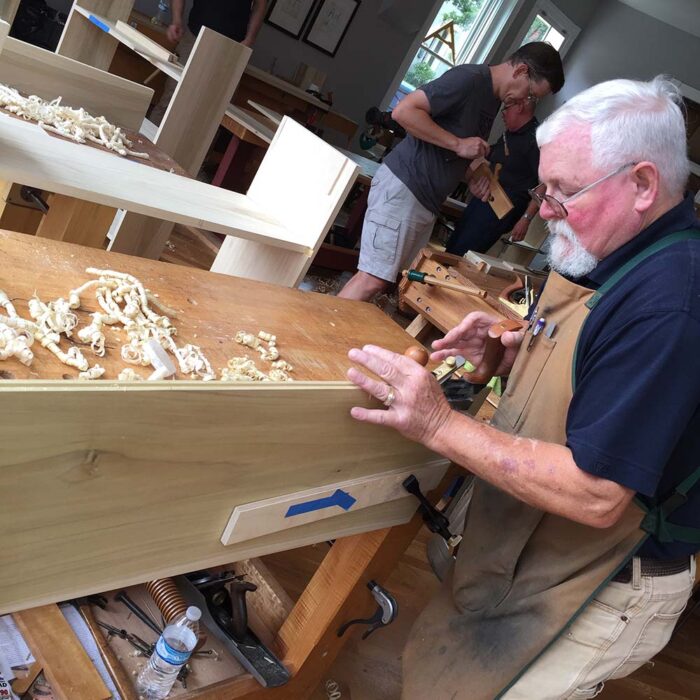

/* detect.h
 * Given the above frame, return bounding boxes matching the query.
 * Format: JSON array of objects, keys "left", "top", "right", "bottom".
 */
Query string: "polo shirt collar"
[{"left": 578, "top": 193, "right": 700, "bottom": 288}]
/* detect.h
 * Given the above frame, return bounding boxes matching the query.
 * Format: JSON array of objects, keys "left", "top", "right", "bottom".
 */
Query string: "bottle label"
[{"left": 155, "top": 636, "right": 191, "bottom": 666}]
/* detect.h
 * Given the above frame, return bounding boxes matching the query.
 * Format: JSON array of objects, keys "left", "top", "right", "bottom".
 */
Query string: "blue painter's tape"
[
  {"left": 88, "top": 15, "right": 111, "bottom": 33},
  {"left": 285, "top": 489, "right": 356, "bottom": 518}
]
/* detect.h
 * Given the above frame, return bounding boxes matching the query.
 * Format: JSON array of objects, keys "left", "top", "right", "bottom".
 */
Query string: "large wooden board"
[
  {"left": 211, "top": 117, "right": 359, "bottom": 287},
  {"left": 109, "top": 27, "right": 251, "bottom": 259},
  {"left": 57, "top": 0, "right": 134, "bottom": 71},
  {"left": 0, "top": 114, "right": 309, "bottom": 252},
  {"left": 0, "top": 231, "right": 443, "bottom": 613},
  {"left": 0, "top": 36, "right": 152, "bottom": 131}
]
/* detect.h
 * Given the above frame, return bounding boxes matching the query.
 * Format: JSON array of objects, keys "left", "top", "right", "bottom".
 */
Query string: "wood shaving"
[{"left": 0, "top": 83, "right": 149, "bottom": 158}]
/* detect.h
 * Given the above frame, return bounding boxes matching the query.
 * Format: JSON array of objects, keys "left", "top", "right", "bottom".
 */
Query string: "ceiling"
[{"left": 617, "top": 0, "right": 700, "bottom": 38}]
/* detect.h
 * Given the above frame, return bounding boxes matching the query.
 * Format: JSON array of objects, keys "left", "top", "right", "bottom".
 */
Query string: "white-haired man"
[{"left": 346, "top": 76, "right": 700, "bottom": 699}]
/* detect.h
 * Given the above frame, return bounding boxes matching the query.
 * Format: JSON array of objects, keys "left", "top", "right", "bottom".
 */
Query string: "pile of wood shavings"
[
  {"left": 221, "top": 330, "right": 294, "bottom": 382},
  {"left": 0, "top": 83, "right": 149, "bottom": 159}
]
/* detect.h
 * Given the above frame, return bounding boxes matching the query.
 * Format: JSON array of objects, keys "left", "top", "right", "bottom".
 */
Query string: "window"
[
  {"left": 388, "top": 0, "right": 526, "bottom": 107},
  {"left": 504, "top": 0, "right": 579, "bottom": 59}
]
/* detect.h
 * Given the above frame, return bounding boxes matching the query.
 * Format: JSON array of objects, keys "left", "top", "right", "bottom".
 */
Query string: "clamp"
[
  {"left": 337, "top": 580, "right": 398, "bottom": 640},
  {"left": 403, "top": 475, "right": 462, "bottom": 548}
]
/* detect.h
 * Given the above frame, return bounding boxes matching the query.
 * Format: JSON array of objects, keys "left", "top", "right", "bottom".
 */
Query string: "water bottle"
[
  {"left": 152, "top": 0, "right": 170, "bottom": 26},
  {"left": 136, "top": 606, "right": 201, "bottom": 699}
]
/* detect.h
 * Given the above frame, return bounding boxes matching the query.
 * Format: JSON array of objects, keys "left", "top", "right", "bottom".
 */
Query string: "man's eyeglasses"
[{"left": 528, "top": 162, "right": 637, "bottom": 218}]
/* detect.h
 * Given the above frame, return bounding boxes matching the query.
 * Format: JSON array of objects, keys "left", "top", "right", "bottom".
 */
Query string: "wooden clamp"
[{"left": 472, "top": 161, "right": 514, "bottom": 219}]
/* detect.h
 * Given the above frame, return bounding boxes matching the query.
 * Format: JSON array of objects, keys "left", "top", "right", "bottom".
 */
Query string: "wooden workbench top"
[{"left": 0, "top": 230, "right": 415, "bottom": 381}]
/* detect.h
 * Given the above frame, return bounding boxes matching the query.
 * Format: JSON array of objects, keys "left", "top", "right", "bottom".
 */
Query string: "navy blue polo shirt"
[{"left": 566, "top": 194, "right": 700, "bottom": 560}]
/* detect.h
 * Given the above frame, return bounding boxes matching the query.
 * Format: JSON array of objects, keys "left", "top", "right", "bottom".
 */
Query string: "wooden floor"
[{"left": 165, "top": 225, "right": 700, "bottom": 700}]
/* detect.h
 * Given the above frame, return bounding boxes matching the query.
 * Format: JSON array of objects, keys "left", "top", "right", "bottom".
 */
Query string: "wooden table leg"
[{"left": 212, "top": 134, "right": 242, "bottom": 187}]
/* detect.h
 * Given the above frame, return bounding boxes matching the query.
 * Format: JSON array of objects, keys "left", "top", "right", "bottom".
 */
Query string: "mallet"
[{"left": 402, "top": 269, "right": 487, "bottom": 298}]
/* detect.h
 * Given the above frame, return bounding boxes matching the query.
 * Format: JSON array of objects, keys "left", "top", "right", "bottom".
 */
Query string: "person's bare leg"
[{"left": 337, "top": 271, "right": 390, "bottom": 301}]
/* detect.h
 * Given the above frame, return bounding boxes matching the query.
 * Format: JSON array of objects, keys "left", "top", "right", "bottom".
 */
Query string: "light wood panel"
[
  {"left": 57, "top": 0, "right": 134, "bottom": 70},
  {"left": 13, "top": 605, "right": 111, "bottom": 700},
  {"left": 211, "top": 117, "right": 359, "bottom": 287},
  {"left": 0, "top": 382, "right": 443, "bottom": 614},
  {"left": 109, "top": 26, "right": 250, "bottom": 259},
  {"left": 0, "top": 18, "right": 8, "bottom": 48},
  {"left": 35, "top": 195, "right": 117, "bottom": 247},
  {"left": 0, "top": 230, "right": 440, "bottom": 614},
  {"left": 115, "top": 19, "right": 177, "bottom": 63},
  {"left": 72, "top": 6, "right": 182, "bottom": 82},
  {"left": 221, "top": 461, "right": 447, "bottom": 545},
  {"left": 0, "top": 115, "right": 307, "bottom": 252},
  {"left": 0, "top": 37, "right": 152, "bottom": 131}
]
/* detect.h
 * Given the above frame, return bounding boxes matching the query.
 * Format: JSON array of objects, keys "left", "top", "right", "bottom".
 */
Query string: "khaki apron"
[{"left": 403, "top": 231, "right": 700, "bottom": 700}]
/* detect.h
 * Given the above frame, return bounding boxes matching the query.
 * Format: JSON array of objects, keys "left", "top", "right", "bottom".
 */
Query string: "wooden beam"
[
  {"left": 0, "top": 381, "right": 444, "bottom": 614},
  {"left": 57, "top": 0, "right": 134, "bottom": 71},
  {"left": 0, "top": 36, "right": 152, "bottom": 131},
  {"left": 13, "top": 605, "right": 111, "bottom": 700},
  {"left": 211, "top": 117, "right": 359, "bottom": 287},
  {"left": 0, "top": 115, "right": 308, "bottom": 253}
]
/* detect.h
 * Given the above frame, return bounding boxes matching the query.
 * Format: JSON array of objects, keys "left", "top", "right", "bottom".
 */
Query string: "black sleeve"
[{"left": 420, "top": 66, "right": 477, "bottom": 119}]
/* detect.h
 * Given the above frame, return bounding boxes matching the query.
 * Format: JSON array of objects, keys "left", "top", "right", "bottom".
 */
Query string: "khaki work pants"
[{"left": 503, "top": 557, "right": 696, "bottom": 699}]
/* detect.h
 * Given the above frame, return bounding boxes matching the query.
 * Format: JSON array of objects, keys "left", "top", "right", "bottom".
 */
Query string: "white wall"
[{"left": 548, "top": 0, "right": 700, "bottom": 109}]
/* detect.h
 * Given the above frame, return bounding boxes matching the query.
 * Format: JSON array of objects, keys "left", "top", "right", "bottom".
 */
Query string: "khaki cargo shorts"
[{"left": 358, "top": 165, "right": 436, "bottom": 282}]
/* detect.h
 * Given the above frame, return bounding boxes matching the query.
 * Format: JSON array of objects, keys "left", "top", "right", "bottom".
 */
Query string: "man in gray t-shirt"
[{"left": 338, "top": 42, "right": 564, "bottom": 302}]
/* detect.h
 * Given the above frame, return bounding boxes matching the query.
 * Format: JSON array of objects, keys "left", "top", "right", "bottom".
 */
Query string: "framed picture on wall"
[
  {"left": 303, "top": 0, "right": 361, "bottom": 57},
  {"left": 265, "top": 0, "right": 317, "bottom": 39}
]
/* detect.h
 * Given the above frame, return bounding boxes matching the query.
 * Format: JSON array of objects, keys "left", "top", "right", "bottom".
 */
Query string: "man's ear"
[
  {"left": 631, "top": 162, "right": 658, "bottom": 213},
  {"left": 512, "top": 63, "right": 529, "bottom": 79}
]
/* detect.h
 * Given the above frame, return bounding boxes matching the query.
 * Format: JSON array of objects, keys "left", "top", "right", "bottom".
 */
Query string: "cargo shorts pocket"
[{"left": 368, "top": 213, "right": 402, "bottom": 262}]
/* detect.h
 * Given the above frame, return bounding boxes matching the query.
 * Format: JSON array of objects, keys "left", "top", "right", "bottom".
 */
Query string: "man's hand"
[
  {"left": 431, "top": 312, "right": 525, "bottom": 378},
  {"left": 454, "top": 137, "right": 489, "bottom": 160},
  {"left": 346, "top": 345, "right": 452, "bottom": 450},
  {"left": 167, "top": 22, "right": 184, "bottom": 43},
  {"left": 510, "top": 217, "right": 530, "bottom": 242},
  {"left": 469, "top": 174, "right": 491, "bottom": 202},
  {"left": 241, "top": 36, "right": 254, "bottom": 48}
]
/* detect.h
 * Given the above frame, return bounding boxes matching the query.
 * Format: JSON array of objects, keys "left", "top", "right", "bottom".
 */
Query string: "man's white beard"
[{"left": 546, "top": 220, "right": 599, "bottom": 277}]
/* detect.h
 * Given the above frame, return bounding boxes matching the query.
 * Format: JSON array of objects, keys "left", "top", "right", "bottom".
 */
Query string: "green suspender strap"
[{"left": 573, "top": 229, "right": 700, "bottom": 545}]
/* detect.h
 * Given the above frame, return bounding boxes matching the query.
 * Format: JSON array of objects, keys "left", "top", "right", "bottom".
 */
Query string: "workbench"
[{"left": 0, "top": 230, "right": 454, "bottom": 699}]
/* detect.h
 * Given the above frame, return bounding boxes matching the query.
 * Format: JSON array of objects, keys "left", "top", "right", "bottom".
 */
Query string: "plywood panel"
[
  {"left": 0, "top": 37, "right": 152, "bottom": 131},
  {"left": 211, "top": 117, "right": 359, "bottom": 286},
  {"left": 0, "top": 115, "right": 305, "bottom": 252},
  {"left": 57, "top": 0, "right": 134, "bottom": 70}
]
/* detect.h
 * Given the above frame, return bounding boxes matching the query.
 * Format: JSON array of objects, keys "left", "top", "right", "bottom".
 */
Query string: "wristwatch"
[{"left": 521, "top": 213, "right": 534, "bottom": 221}]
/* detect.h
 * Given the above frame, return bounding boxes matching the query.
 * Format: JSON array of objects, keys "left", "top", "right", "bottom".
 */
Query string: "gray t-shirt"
[{"left": 384, "top": 64, "right": 500, "bottom": 213}]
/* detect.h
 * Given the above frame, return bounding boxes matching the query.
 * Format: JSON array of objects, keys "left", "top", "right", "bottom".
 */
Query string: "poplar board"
[
  {"left": 0, "top": 36, "right": 152, "bottom": 131},
  {"left": 0, "top": 230, "right": 441, "bottom": 614},
  {"left": 0, "top": 114, "right": 308, "bottom": 253},
  {"left": 57, "top": 0, "right": 134, "bottom": 70},
  {"left": 221, "top": 461, "right": 448, "bottom": 545},
  {"left": 211, "top": 117, "right": 359, "bottom": 287},
  {"left": 72, "top": 6, "right": 182, "bottom": 82},
  {"left": 0, "top": 382, "right": 442, "bottom": 614}
]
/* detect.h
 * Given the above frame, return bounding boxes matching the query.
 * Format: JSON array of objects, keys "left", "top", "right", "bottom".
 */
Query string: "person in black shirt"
[
  {"left": 167, "top": 0, "right": 266, "bottom": 46},
  {"left": 446, "top": 96, "right": 540, "bottom": 255},
  {"left": 151, "top": 0, "right": 267, "bottom": 124}
]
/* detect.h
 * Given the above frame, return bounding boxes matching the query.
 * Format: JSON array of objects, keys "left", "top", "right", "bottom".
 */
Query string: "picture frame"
[
  {"left": 303, "top": 0, "right": 361, "bottom": 57},
  {"left": 265, "top": 0, "right": 317, "bottom": 40}
]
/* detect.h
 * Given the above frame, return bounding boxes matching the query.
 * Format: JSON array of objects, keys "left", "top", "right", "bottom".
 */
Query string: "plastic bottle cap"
[{"left": 186, "top": 606, "right": 202, "bottom": 621}]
